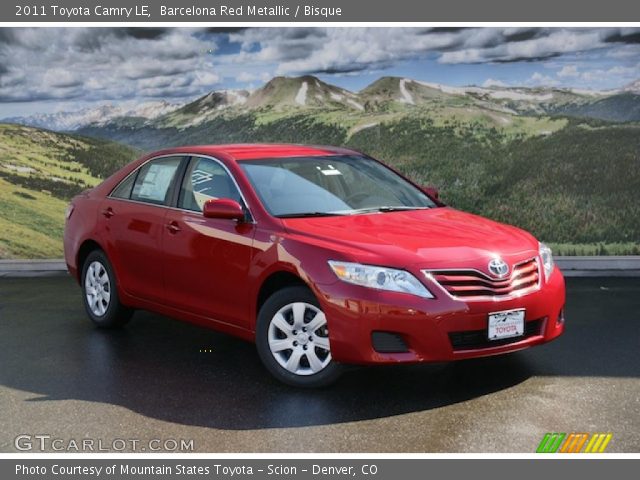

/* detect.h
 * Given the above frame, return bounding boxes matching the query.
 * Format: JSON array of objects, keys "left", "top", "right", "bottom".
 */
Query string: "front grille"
[
  {"left": 426, "top": 257, "right": 540, "bottom": 300},
  {"left": 449, "top": 318, "right": 544, "bottom": 351}
]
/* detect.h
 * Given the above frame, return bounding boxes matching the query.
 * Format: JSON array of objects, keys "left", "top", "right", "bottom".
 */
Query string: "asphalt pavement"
[{"left": 0, "top": 276, "right": 638, "bottom": 452}]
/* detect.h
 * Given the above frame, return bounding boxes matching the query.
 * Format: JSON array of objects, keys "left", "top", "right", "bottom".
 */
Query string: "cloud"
[
  {"left": 43, "top": 69, "right": 83, "bottom": 88},
  {"left": 607, "top": 45, "right": 640, "bottom": 59},
  {"left": 223, "top": 27, "right": 640, "bottom": 75},
  {"left": 604, "top": 29, "right": 640, "bottom": 44},
  {"left": 228, "top": 28, "right": 462, "bottom": 74},
  {"left": 578, "top": 64, "right": 640, "bottom": 83},
  {"left": 482, "top": 78, "right": 509, "bottom": 88},
  {"left": 119, "top": 28, "right": 168, "bottom": 40},
  {"left": 1, "top": 27, "right": 639, "bottom": 106},
  {"left": 528, "top": 72, "right": 560, "bottom": 86},
  {"left": 0, "top": 28, "right": 220, "bottom": 103},
  {"left": 236, "top": 71, "right": 271, "bottom": 83},
  {"left": 439, "top": 29, "right": 605, "bottom": 64},
  {"left": 557, "top": 65, "right": 579, "bottom": 77}
]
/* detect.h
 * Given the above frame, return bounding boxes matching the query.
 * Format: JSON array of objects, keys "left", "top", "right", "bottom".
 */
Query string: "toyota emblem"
[{"left": 488, "top": 258, "right": 509, "bottom": 278}]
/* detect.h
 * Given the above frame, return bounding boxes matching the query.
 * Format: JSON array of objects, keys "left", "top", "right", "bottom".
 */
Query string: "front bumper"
[{"left": 315, "top": 267, "right": 565, "bottom": 365}]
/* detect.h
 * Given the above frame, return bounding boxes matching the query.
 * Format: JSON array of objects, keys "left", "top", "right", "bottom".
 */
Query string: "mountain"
[
  {"left": 3, "top": 100, "right": 182, "bottom": 131},
  {"left": 10, "top": 75, "right": 640, "bottom": 133},
  {"left": 623, "top": 79, "right": 640, "bottom": 93},
  {"left": 549, "top": 92, "right": 640, "bottom": 122},
  {"left": 71, "top": 74, "right": 640, "bottom": 255},
  {"left": 0, "top": 123, "right": 139, "bottom": 258},
  {"left": 160, "top": 90, "right": 250, "bottom": 127},
  {"left": 244, "top": 75, "right": 365, "bottom": 111},
  {"left": 359, "top": 77, "right": 456, "bottom": 110},
  {"left": 356, "top": 76, "right": 640, "bottom": 122},
  {"left": 157, "top": 76, "right": 366, "bottom": 129},
  {"left": 71, "top": 75, "right": 640, "bottom": 149},
  {"left": 5, "top": 74, "right": 639, "bottom": 256}
]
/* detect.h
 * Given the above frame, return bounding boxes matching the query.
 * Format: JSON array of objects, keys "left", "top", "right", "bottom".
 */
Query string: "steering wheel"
[{"left": 345, "top": 192, "right": 370, "bottom": 206}]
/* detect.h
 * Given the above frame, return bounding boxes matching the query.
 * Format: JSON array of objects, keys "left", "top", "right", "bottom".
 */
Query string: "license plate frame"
[{"left": 488, "top": 308, "right": 525, "bottom": 341}]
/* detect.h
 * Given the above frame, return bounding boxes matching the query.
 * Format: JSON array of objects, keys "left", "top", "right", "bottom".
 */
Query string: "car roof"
[{"left": 152, "top": 144, "right": 360, "bottom": 161}]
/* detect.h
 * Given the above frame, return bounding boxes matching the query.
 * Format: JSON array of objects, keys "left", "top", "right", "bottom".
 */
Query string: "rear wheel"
[{"left": 81, "top": 250, "right": 132, "bottom": 328}]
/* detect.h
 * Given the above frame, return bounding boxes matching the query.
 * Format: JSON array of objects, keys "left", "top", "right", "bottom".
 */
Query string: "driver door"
[{"left": 162, "top": 156, "right": 256, "bottom": 329}]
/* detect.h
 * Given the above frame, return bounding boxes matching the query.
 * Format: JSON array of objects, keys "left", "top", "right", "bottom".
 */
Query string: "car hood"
[{"left": 281, "top": 207, "right": 539, "bottom": 269}]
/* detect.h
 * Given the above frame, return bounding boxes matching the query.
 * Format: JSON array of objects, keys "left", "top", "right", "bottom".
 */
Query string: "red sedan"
[{"left": 64, "top": 144, "right": 565, "bottom": 387}]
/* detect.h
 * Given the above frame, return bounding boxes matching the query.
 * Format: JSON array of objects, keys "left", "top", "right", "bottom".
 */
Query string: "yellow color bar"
[
  {"left": 584, "top": 434, "right": 598, "bottom": 453},
  {"left": 585, "top": 433, "right": 613, "bottom": 453},
  {"left": 598, "top": 434, "right": 613, "bottom": 453}
]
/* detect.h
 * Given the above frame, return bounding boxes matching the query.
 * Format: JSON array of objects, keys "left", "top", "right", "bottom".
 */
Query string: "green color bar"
[
  {"left": 549, "top": 433, "right": 566, "bottom": 453},
  {"left": 536, "top": 433, "right": 552, "bottom": 453},
  {"left": 536, "top": 433, "right": 566, "bottom": 453}
]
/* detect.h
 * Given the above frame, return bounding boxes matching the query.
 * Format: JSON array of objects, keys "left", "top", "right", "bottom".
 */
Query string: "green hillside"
[
  {"left": 549, "top": 93, "right": 640, "bottom": 122},
  {"left": 347, "top": 118, "right": 640, "bottom": 253},
  {"left": 0, "top": 124, "right": 139, "bottom": 258},
  {"left": 13, "top": 75, "right": 640, "bottom": 257}
]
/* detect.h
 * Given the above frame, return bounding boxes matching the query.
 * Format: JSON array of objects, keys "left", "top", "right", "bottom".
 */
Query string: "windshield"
[{"left": 239, "top": 155, "right": 437, "bottom": 218}]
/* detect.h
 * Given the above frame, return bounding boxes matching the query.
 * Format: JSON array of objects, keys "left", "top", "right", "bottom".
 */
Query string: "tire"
[
  {"left": 81, "top": 250, "right": 132, "bottom": 328},
  {"left": 256, "top": 286, "right": 343, "bottom": 387}
]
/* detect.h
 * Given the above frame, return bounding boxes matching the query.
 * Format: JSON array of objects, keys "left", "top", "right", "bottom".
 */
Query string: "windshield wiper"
[
  {"left": 348, "top": 206, "right": 433, "bottom": 214},
  {"left": 276, "top": 211, "right": 347, "bottom": 218}
]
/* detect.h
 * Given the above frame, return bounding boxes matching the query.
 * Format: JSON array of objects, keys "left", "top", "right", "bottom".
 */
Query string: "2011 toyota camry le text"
[{"left": 63, "top": 144, "right": 566, "bottom": 387}]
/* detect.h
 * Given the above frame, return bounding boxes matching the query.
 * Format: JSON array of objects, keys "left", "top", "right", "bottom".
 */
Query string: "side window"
[
  {"left": 110, "top": 172, "right": 136, "bottom": 199},
  {"left": 179, "top": 157, "right": 242, "bottom": 212},
  {"left": 130, "top": 157, "right": 182, "bottom": 206}
]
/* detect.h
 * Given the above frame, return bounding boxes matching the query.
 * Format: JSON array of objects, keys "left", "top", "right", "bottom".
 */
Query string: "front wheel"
[
  {"left": 81, "top": 250, "right": 132, "bottom": 328},
  {"left": 256, "top": 286, "right": 343, "bottom": 387}
]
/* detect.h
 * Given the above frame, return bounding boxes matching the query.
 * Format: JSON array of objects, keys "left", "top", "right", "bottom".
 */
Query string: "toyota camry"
[{"left": 64, "top": 144, "right": 565, "bottom": 387}]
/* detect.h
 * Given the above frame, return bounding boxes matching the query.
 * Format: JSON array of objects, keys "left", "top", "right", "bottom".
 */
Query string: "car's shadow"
[{"left": 0, "top": 276, "right": 638, "bottom": 430}]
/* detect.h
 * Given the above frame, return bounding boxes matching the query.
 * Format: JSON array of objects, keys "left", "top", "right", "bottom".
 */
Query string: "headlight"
[
  {"left": 328, "top": 261, "right": 434, "bottom": 298},
  {"left": 539, "top": 242, "right": 554, "bottom": 281}
]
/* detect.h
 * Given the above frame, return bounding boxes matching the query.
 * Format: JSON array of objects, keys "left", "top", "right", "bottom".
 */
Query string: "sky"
[{"left": 1, "top": 27, "right": 639, "bottom": 117}]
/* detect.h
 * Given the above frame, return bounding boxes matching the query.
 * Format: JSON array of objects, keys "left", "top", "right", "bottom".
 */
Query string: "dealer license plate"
[{"left": 488, "top": 309, "right": 525, "bottom": 340}]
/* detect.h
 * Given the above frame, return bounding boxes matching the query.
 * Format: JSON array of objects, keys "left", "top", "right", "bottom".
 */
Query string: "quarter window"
[
  {"left": 110, "top": 172, "right": 136, "bottom": 199},
  {"left": 179, "top": 157, "right": 242, "bottom": 212},
  {"left": 130, "top": 157, "right": 182, "bottom": 206}
]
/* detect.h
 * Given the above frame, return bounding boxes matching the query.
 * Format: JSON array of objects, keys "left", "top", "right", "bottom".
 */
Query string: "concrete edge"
[
  {"left": 556, "top": 256, "right": 640, "bottom": 277},
  {"left": 0, "top": 259, "right": 68, "bottom": 278},
  {"left": 1, "top": 257, "right": 640, "bottom": 278}
]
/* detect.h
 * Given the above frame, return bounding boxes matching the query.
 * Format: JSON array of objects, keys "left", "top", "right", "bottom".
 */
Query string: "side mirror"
[
  {"left": 203, "top": 198, "right": 245, "bottom": 221},
  {"left": 423, "top": 186, "right": 439, "bottom": 201}
]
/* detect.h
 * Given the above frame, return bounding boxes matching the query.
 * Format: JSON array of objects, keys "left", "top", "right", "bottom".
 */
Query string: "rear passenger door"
[
  {"left": 101, "top": 155, "right": 186, "bottom": 303},
  {"left": 162, "top": 156, "right": 256, "bottom": 329}
]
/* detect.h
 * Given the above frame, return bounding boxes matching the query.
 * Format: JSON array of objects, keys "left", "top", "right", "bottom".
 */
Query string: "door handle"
[
  {"left": 101, "top": 207, "right": 114, "bottom": 218},
  {"left": 166, "top": 221, "right": 181, "bottom": 234}
]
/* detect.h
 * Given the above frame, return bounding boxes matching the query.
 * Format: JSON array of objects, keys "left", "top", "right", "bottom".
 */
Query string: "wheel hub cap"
[
  {"left": 85, "top": 260, "right": 111, "bottom": 317},
  {"left": 268, "top": 301, "right": 331, "bottom": 376}
]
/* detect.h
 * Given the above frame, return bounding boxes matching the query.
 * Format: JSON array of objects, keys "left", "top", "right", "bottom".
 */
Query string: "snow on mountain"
[
  {"left": 124, "top": 101, "right": 182, "bottom": 119},
  {"left": 7, "top": 75, "right": 640, "bottom": 133},
  {"left": 295, "top": 81, "right": 308, "bottom": 105},
  {"left": 4, "top": 100, "right": 182, "bottom": 131},
  {"left": 244, "top": 76, "right": 360, "bottom": 110},
  {"left": 160, "top": 89, "right": 251, "bottom": 127},
  {"left": 622, "top": 79, "right": 640, "bottom": 93},
  {"left": 398, "top": 79, "right": 415, "bottom": 105},
  {"left": 413, "top": 80, "right": 556, "bottom": 102}
]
